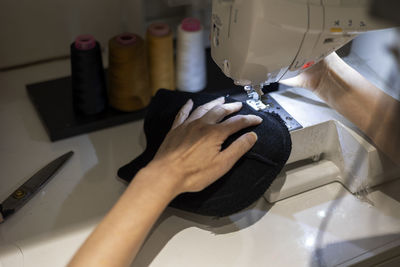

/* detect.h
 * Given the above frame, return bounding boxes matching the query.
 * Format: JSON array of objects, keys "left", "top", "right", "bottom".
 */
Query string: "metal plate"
[{"left": 231, "top": 93, "right": 302, "bottom": 131}]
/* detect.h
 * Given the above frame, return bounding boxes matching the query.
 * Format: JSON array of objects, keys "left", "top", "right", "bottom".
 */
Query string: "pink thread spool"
[
  {"left": 181, "top": 17, "right": 201, "bottom": 32},
  {"left": 148, "top": 22, "right": 171, "bottom": 37},
  {"left": 74, "top": 34, "right": 96, "bottom": 50},
  {"left": 116, "top": 33, "right": 138, "bottom": 46}
]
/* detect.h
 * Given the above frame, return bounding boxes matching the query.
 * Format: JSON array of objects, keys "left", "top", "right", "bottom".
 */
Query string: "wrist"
[
  {"left": 314, "top": 55, "right": 353, "bottom": 100},
  {"left": 311, "top": 54, "right": 343, "bottom": 97},
  {"left": 134, "top": 160, "right": 184, "bottom": 200}
]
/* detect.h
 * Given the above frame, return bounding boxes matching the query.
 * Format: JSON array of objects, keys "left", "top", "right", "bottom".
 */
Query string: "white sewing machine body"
[
  {"left": 265, "top": 112, "right": 400, "bottom": 203},
  {"left": 206, "top": 0, "right": 400, "bottom": 264},
  {"left": 210, "top": 0, "right": 400, "bottom": 202},
  {"left": 211, "top": 0, "right": 391, "bottom": 91}
]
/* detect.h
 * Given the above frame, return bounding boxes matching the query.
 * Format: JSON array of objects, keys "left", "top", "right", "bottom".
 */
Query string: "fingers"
[
  {"left": 171, "top": 99, "right": 194, "bottom": 129},
  {"left": 219, "top": 132, "right": 258, "bottom": 171},
  {"left": 219, "top": 114, "right": 262, "bottom": 137},
  {"left": 186, "top": 97, "right": 225, "bottom": 123},
  {"left": 201, "top": 102, "right": 243, "bottom": 123}
]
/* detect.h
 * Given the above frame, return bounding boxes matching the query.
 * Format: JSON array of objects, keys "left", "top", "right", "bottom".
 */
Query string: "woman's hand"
[
  {"left": 68, "top": 98, "right": 263, "bottom": 267},
  {"left": 146, "top": 97, "right": 263, "bottom": 196}
]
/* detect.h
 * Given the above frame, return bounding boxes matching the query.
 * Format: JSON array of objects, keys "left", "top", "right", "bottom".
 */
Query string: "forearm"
[
  {"left": 68, "top": 164, "right": 178, "bottom": 267},
  {"left": 68, "top": 97, "right": 261, "bottom": 267},
  {"left": 315, "top": 53, "right": 400, "bottom": 164}
]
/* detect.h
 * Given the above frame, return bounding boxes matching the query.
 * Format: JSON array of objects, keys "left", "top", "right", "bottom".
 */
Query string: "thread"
[
  {"left": 146, "top": 22, "right": 175, "bottom": 95},
  {"left": 176, "top": 17, "right": 207, "bottom": 92},
  {"left": 70, "top": 34, "right": 107, "bottom": 115},
  {"left": 108, "top": 33, "right": 150, "bottom": 112}
]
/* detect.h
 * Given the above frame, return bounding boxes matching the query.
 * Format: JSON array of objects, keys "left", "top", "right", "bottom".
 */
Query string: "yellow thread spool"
[
  {"left": 108, "top": 33, "right": 151, "bottom": 112},
  {"left": 146, "top": 23, "right": 175, "bottom": 95}
]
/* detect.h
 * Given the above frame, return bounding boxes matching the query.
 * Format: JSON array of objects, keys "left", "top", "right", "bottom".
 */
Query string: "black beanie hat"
[{"left": 118, "top": 89, "right": 291, "bottom": 217}]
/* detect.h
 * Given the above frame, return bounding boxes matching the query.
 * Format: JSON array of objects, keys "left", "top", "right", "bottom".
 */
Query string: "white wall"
[{"left": 0, "top": 0, "right": 145, "bottom": 69}]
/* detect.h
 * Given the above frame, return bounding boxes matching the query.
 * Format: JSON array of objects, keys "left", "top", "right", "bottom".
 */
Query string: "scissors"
[{"left": 0, "top": 151, "right": 73, "bottom": 223}]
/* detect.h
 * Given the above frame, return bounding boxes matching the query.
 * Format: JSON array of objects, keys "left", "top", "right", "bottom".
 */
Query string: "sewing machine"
[
  {"left": 211, "top": 0, "right": 391, "bottom": 99},
  {"left": 210, "top": 0, "right": 400, "bottom": 201},
  {"left": 207, "top": 2, "right": 400, "bottom": 264}
]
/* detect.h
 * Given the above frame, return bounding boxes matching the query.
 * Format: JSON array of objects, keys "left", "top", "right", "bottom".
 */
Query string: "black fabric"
[{"left": 118, "top": 89, "right": 292, "bottom": 217}]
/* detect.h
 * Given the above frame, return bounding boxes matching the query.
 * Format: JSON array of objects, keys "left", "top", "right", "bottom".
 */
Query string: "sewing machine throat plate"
[{"left": 245, "top": 95, "right": 302, "bottom": 131}]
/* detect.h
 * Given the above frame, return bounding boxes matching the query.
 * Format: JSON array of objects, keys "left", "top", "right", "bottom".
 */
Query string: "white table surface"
[{"left": 0, "top": 59, "right": 400, "bottom": 267}]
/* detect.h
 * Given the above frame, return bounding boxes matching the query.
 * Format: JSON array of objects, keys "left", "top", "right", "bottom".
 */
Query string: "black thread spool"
[{"left": 70, "top": 35, "right": 107, "bottom": 115}]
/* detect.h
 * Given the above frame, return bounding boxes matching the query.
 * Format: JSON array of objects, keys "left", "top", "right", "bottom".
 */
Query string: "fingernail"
[
  {"left": 256, "top": 116, "right": 263, "bottom": 123},
  {"left": 188, "top": 99, "right": 193, "bottom": 104},
  {"left": 249, "top": 132, "right": 258, "bottom": 142}
]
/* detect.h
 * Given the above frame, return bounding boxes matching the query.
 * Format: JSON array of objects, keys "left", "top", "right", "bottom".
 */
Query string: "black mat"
[
  {"left": 26, "top": 49, "right": 279, "bottom": 142},
  {"left": 27, "top": 76, "right": 147, "bottom": 141}
]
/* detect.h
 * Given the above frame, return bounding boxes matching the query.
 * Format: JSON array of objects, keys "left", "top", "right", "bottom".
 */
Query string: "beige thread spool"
[
  {"left": 146, "top": 22, "right": 175, "bottom": 95},
  {"left": 108, "top": 33, "right": 150, "bottom": 112}
]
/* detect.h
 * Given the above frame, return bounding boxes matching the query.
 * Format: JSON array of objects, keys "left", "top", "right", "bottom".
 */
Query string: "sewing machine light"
[{"left": 302, "top": 61, "right": 315, "bottom": 70}]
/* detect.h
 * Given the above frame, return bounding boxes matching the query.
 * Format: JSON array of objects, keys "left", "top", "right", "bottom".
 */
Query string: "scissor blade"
[{"left": 0, "top": 151, "right": 73, "bottom": 221}]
